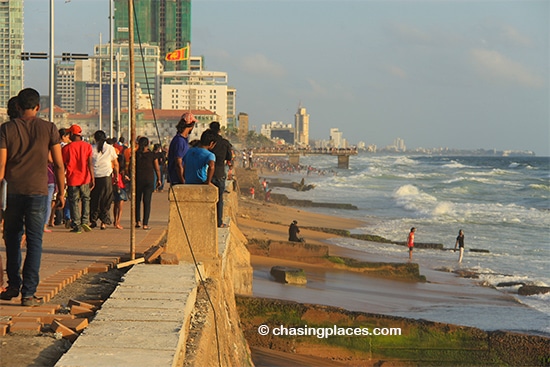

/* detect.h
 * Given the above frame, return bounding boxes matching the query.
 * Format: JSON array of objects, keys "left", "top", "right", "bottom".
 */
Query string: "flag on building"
[{"left": 165, "top": 46, "right": 189, "bottom": 61}]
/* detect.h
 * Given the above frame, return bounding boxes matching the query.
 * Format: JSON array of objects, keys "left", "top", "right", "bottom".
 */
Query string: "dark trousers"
[
  {"left": 68, "top": 184, "right": 91, "bottom": 227},
  {"left": 136, "top": 181, "right": 154, "bottom": 226},
  {"left": 4, "top": 194, "right": 48, "bottom": 297},
  {"left": 212, "top": 177, "right": 225, "bottom": 227},
  {"left": 90, "top": 176, "right": 113, "bottom": 225}
]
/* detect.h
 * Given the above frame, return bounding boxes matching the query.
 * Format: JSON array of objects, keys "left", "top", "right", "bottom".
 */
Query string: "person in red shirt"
[
  {"left": 408, "top": 227, "right": 416, "bottom": 260},
  {"left": 62, "top": 124, "right": 95, "bottom": 233}
]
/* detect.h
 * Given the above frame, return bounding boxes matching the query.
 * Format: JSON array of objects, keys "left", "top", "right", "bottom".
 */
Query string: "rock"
[
  {"left": 470, "top": 248, "right": 490, "bottom": 253},
  {"left": 270, "top": 266, "right": 307, "bottom": 285},
  {"left": 496, "top": 281, "right": 526, "bottom": 288},
  {"left": 518, "top": 285, "right": 550, "bottom": 296}
]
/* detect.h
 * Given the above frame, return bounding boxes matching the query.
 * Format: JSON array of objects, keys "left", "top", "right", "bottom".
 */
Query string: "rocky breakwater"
[{"left": 236, "top": 296, "right": 550, "bottom": 366}]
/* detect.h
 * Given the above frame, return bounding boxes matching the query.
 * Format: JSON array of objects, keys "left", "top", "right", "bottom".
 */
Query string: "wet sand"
[{"left": 236, "top": 197, "right": 539, "bottom": 331}]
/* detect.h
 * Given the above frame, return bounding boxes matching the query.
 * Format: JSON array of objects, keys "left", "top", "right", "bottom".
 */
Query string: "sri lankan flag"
[{"left": 165, "top": 46, "right": 189, "bottom": 61}]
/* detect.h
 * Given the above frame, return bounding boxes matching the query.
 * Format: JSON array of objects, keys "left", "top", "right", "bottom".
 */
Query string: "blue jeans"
[
  {"left": 3, "top": 194, "right": 48, "bottom": 298},
  {"left": 44, "top": 183, "right": 55, "bottom": 226}
]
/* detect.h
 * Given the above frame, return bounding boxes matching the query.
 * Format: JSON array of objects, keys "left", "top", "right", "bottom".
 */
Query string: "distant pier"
[{"left": 253, "top": 147, "right": 358, "bottom": 169}]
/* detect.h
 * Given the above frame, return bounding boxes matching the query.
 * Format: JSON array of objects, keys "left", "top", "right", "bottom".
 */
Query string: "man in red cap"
[
  {"left": 62, "top": 124, "right": 95, "bottom": 233},
  {"left": 167, "top": 112, "right": 197, "bottom": 185}
]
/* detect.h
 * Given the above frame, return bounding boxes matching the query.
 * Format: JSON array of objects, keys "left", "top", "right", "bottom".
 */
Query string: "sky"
[{"left": 23, "top": 0, "right": 549, "bottom": 155}]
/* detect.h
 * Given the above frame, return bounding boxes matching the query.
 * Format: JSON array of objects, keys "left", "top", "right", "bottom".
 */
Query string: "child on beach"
[
  {"left": 408, "top": 227, "right": 416, "bottom": 260},
  {"left": 454, "top": 229, "right": 465, "bottom": 263}
]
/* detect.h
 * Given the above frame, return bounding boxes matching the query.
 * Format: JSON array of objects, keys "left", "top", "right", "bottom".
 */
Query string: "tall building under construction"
[
  {"left": 0, "top": 0, "right": 24, "bottom": 107},
  {"left": 113, "top": 0, "right": 192, "bottom": 72}
]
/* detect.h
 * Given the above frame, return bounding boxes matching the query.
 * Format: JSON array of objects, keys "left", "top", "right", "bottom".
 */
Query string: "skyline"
[{"left": 23, "top": 0, "right": 549, "bottom": 155}]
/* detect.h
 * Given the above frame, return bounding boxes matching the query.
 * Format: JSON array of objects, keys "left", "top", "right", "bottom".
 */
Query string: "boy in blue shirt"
[{"left": 183, "top": 130, "right": 217, "bottom": 184}]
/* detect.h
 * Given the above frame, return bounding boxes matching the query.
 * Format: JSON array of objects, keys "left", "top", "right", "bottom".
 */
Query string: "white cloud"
[
  {"left": 500, "top": 25, "right": 532, "bottom": 47},
  {"left": 240, "top": 53, "right": 286, "bottom": 77},
  {"left": 307, "top": 79, "right": 329, "bottom": 97},
  {"left": 387, "top": 65, "right": 408, "bottom": 79},
  {"left": 470, "top": 48, "right": 544, "bottom": 88}
]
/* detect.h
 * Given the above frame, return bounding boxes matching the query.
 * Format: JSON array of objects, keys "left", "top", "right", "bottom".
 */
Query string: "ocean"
[{"left": 263, "top": 153, "right": 550, "bottom": 335}]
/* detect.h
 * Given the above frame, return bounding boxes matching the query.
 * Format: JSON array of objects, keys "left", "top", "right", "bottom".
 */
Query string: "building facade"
[
  {"left": 0, "top": 0, "right": 24, "bottom": 107},
  {"left": 294, "top": 105, "right": 309, "bottom": 146},
  {"left": 160, "top": 70, "right": 230, "bottom": 128},
  {"left": 114, "top": 0, "right": 191, "bottom": 72}
]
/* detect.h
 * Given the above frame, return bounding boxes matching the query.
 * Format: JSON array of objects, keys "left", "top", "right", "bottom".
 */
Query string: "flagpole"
[{"left": 128, "top": 0, "right": 136, "bottom": 259}]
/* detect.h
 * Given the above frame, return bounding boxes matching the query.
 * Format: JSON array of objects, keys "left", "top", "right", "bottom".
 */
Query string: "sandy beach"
[{"left": 235, "top": 191, "right": 545, "bottom": 333}]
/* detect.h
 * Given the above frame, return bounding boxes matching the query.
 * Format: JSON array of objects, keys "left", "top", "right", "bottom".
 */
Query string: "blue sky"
[{"left": 24, "top": 0, "right": 549, "bottom": 155}]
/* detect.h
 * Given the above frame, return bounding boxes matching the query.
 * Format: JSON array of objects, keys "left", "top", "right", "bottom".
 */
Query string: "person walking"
[
  {"left": 208, "top": 121, "right": 233, "bottom": 227},
  {"left": 134, "top": 137, "right": 161, "bottom": 230},
  {"left": 454, "top": 229, "right": 465, "bottom": 263},
  {"left": 167, "top": 112, "right": 196, "bottom": 185},
  {"left": 408, "top": 227, "right": 416, "bottom": 260},
  {"left": 62, "top": 124, "right": 94, "bottom": 233},
  {"left": 0, "top": 88, "right": 65, "bottom": 306},
  {"left": 90, "top": 130, "right": 119, "bottom": 230}
]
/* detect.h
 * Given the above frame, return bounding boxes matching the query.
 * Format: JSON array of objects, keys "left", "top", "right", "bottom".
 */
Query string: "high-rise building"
[
  {"left": 238, "top": 112, "right": 249, "bottom": 140},
  {"left": 160, "top": 69, "right": 231, "bottom": 128},
  {"left": 0, "top": 0, "right": 24, "bottom": 107},
  {"left": 294, "top": 104, "right": 309, "bottom": 146},
  {"left": 114, "top": 0, "right": 192, "bottom": 72}
]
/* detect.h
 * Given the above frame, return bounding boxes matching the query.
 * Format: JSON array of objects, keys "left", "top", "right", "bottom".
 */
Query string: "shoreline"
[{"left": 236, "top": 188, "right": 549, "bottom": 337}]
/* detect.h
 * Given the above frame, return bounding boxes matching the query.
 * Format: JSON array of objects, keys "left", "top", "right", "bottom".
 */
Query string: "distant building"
[
  {"left": 114, "top": 0, "right": 191, "bottom": 72},
  {"left": 160, "top": 68, "right": 232, "bottom": 128},
  {"left": 295, "top": 104, "right": 309, "bottom": 146},
  {"left": 0, "top": 0, "right": 23, "bottom": 107},
  {"left": 329, "top": 128, "right": 345, "bottom": 148},
  {"left": 260, "top": 121, "right": 294, "bottom": 144},
  {"left": 238, "top": 112, "right": 249, "bottom": 140}
]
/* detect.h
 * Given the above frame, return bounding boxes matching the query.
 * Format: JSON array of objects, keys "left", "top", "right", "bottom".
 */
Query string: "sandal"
[
  {"left": 135, "top": 222, "right": 141, "bottom": 228},
  {"left": 143, "top": 225, "right": 151, "bottom": 230},
  {"left": 100, "top": 223, "right": 106, "bottom": 230}
]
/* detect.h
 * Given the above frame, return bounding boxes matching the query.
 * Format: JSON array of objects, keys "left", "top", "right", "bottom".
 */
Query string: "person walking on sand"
[
  {"left": 408, "top": 227, "right": 416, "bottom": 260},
  {"left": 454, "top": 229, "right": 465, "bottom": 263}
]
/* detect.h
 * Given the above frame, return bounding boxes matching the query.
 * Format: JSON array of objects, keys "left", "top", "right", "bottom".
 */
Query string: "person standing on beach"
[
  {"left": 167, "top": 112, "right": 197, "bottom": 185},
  {"left": 408, "top": 227, "right": 416, "bottom": 260},
  {"left": 0, "top": 88, "right": 66, "bottom": 306},
  {"left": 454, "top": 229, "right": 465, "bottom": 263}
]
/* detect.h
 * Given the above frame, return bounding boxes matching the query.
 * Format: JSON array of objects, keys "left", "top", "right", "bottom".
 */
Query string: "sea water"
[{"left": 265, "top": 153, "right": 550, "bottom": 335}]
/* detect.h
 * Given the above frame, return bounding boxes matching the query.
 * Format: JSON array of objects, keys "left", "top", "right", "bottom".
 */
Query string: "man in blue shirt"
[
  {"left": 167, "top": 112, "right": 197, "bottom": 185},
  {"left": 183, "top": 130, "right": 217, "bottom": 185}
]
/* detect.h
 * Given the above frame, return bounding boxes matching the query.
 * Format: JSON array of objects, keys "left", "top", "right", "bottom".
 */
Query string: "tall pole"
[
  {"left": 109, "top": 0, "right": 114, "bottom": 138},
  {"left": 49, "top": 0, "right": 54, "bottom": 123},
  {"left": 128, "top": 0, "right": 136, "bottom": 259},
  {"left": 98, "top": 33, "right": 102, "bottom": 131},
  {"left": 116, "top": 52, "right": 121, "bottom": 138}
]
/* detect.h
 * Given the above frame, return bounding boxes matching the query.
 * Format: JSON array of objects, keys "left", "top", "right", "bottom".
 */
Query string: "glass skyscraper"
[{"left": 114, "top": 0, "right": 192, "bottom": 72}]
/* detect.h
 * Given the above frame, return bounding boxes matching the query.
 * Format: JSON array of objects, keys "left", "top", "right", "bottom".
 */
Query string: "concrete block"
[
  {"left": 270, "top": 266, "right": 307, "bottom": 285},
  {"left": 166, "top": 184, "right": 218, "bottom": 262}
]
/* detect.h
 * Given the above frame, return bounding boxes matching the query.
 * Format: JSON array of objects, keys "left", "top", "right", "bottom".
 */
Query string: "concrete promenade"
[{"left": 1, "top": 190, "right": 201, "bottom": 366}]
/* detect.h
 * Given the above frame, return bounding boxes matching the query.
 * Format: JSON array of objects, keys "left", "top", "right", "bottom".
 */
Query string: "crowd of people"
[{"left": 0, "top": 89, "right": 234, "bottom": 306}]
